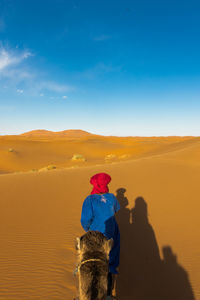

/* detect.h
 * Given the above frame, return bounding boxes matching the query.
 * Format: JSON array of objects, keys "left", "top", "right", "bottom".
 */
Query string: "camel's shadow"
[{"left": 115, "top": 188, "right": 195, "bottom": 300}]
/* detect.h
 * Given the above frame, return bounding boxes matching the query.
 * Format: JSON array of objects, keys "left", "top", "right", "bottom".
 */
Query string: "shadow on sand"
[{"left": 115, "top": 188, "right": 195, "bottom": 300}]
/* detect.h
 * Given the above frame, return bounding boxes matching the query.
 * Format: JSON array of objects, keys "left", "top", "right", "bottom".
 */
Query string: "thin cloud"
[
  {"left": 2, "top": 68, "right": 33, "bottom": 80},
  {"left": 0, "top": 46, "right": 75, "bottom": 97},
  {"left": 0, "top": 47, "right": 33, "bottom": 71},
  {"left": 38, "top": 81, "right": 73, "bottom": 93},
  {"left": 16, "top": 89, "right": 23, "bottom": 93},
  {"left": 62, "top": 95, "right": 68, "bottom": 99},
  {"left": 78, "top": 62, "right": 123, "bottom": 79}
]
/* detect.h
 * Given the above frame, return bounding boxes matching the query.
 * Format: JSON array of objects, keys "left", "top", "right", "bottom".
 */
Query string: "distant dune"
[
  {"left": 0, "top": 131, "right": 200, "bottom": 299},
  {"left": 20, "top": 129, "right": 93, "bottom": 138}
]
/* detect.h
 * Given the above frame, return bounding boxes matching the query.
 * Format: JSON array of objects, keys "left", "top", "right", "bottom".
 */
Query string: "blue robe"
[{"left": 81, "top": 193, "right": 120, "bottom": 274}]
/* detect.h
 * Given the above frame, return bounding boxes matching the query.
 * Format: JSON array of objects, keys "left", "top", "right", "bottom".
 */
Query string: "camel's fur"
[{"left": 75, "top": 231, "right": 113, "bottom": 300}]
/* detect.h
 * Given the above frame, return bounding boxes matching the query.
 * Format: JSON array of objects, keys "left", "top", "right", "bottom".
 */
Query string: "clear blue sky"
[{"left": 0, "top": 0, "right": 200, "bottom": 136}]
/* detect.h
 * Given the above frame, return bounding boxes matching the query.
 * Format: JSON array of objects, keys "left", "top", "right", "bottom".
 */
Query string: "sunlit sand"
[{"left": 0, "top": 130, "right": 199, "bottom": 299}]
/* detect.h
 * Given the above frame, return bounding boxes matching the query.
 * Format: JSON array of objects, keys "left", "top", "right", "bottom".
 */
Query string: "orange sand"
[{"left": 0, "top": 130, "right": 200, "bottom": 299}]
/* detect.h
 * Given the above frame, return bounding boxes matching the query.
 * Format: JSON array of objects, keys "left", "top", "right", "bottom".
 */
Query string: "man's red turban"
[{"left": 90, "top": 173, "right": 111, "bottom": 195}]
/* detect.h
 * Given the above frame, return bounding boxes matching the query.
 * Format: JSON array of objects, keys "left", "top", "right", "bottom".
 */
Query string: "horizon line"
[{"left": 0, "top": 128, "right": 199, "bottom": 138}]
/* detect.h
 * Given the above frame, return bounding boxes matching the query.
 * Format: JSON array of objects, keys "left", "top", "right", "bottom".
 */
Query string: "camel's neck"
[{"left": 79, "top": 263, "right": 108, "bottom": 300}]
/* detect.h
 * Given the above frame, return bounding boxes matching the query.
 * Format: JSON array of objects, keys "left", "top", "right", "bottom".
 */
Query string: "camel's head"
[{"left": 75, "top": 231, "right": 113, "bottom": 260}]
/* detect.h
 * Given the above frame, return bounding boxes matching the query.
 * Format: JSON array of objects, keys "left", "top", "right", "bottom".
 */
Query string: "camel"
[{"left": 75, "top": 231, "right": 113, "bottom": 300}]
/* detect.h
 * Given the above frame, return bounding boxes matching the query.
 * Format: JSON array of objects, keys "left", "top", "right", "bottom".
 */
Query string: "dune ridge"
[{"left": 20, "top": 129, "right": 93, "bottom": 138}]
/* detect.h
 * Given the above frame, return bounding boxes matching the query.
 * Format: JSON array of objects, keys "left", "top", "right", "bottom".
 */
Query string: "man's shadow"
[{"left": 115, "top": 188, "right": 195, "bottom": 300}]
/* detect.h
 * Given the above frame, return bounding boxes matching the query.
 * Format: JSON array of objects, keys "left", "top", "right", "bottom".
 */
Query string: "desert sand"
[{"left": 0, "top": 130, "right": 200, "bottom": 299}]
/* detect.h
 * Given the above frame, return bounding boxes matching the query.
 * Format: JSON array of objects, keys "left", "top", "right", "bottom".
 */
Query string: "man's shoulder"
[
  {"left": 106, "top": 193, "right": 116, "bottom": 199},
  {"left": 84, "top": 194, "right": 92, "bottom": 202}
]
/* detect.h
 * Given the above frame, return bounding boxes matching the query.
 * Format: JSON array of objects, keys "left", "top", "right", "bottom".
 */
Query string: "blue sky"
[{"left": 0, "top": 0, "right": 200, "bottom": 136}]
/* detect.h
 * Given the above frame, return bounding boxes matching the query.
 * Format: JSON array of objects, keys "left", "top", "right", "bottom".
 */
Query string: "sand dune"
[
  {"left": 0, "top": 130, "right": 199, "bottom": 174},
  {"left": 0, "top": 131, "right": 200, "bottom": 299},
  {"left": 20, "top": 129, "right": 93, "bottom": 138}
]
